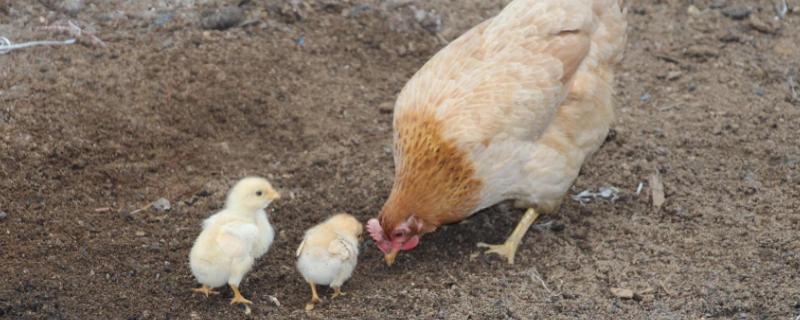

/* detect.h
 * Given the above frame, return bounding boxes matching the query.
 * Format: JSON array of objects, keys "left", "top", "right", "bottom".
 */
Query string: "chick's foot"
[
  {"left": 229, "top": 285, "right": 252, "bottom": 305},
  {"left": 192, "top": 285, "right": 220, "bottom": 298},
  {"left": 331, "top": 287, "right": 346, "bottom": 299}
]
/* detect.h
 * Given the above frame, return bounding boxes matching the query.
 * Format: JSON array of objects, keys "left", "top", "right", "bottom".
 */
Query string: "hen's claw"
[
  {"left": 477, "top": 242, "right": 517, "bottom": 264},
  {"left": 477, "top": 208, "right": 539, "bottom": 265}
]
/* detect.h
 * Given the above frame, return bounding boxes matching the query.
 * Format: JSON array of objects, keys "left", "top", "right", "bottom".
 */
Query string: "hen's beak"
[{"left": 384, "top": 247, "right": 400, "bottom": 266}]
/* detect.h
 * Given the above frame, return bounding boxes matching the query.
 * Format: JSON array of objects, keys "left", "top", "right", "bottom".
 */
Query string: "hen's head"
[
  {"left": 369, "top": 114, "right": 482, "bottom": 265},
  {"left": 367, "top": 215, "right": 423, "bottom": 266}
]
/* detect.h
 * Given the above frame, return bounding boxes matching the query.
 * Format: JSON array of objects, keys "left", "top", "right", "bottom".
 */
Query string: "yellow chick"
[
  {"left": 189, "top": 176, "right": 280, "bottom": 305},
  {"left": 296, "top": 213, "right": 363, "bottom": 311}
]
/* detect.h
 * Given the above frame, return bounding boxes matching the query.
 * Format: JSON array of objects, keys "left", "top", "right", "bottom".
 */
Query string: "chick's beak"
[
  {"left": 384, "top": 247, "right": 400, "bottom": 266},
  {"left": 270, "top": 190, "right": 281, "bottom": 200}
]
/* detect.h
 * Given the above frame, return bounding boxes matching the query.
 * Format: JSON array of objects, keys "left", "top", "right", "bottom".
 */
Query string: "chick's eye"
[{"left": 256, "top": 191, "right": 263, "bottom": 196}]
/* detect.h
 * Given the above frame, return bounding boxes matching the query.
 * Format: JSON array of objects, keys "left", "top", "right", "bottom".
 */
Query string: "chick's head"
[
  {"left": 327, "top": 213, "right": 363, "bottom": 239},
  {"left": 226, "top": 176, "right": 280, "bottom": 212}
]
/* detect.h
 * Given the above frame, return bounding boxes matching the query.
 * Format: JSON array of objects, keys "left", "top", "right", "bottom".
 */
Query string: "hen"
[{"left": 368, "top": 0, "right": 627, "bottom": 265}]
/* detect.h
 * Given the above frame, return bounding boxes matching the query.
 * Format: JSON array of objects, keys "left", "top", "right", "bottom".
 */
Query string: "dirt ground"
[{"left": 1, "top": 0, "right": 799, "bottom": 319}]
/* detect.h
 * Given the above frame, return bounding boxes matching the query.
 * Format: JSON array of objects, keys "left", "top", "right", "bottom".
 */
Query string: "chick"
[
  {"left": 296, "top": 213, "right": 363, "bottom": 311},
  {"left": 190, "top": 176, "right": 280, "bottom": 305}
]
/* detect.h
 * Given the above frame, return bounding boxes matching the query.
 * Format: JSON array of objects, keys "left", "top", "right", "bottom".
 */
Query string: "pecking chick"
[
  {"left": 296, "top": 213, "right": 363, "bottom": 311},
  {"left": 189, "top": 176, "right": 280, "bottom": 305}
]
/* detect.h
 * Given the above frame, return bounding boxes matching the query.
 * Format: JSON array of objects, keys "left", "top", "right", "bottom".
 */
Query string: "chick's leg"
[
  {"left": 192, "top": 285, "right": 220, "bottom": 297},
  {"left": 477, "top": 208, "right": 539, "bottom": 265},
  {"left": 228, "top": 256, "right": 254, "bottom": 305},
  {"left": 331, "top": 287, "right": 346, "bottom": 299},
  {"left": 305, "top": 282, "right": 320, "bottom": 311},
  {"left": 229, "top": 284, "right": 252, "bottom": 305}
]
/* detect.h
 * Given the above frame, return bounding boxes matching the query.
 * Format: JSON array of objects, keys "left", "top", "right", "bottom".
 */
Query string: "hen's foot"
[{"left": 477, "top": 208, "right": 539, "bottom": 265}]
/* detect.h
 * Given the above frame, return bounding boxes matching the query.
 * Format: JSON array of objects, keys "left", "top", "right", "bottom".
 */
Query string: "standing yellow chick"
[
  {"left": 296, "top": 213, "right": 363, "bottom": 311},
  {"left": 189, "top": 176, "right": 280, "bottom": 305}
]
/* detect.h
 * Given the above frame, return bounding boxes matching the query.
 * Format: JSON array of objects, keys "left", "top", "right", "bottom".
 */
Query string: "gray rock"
[
  {"left": 0, "top": 211, "right": 6, "bottom": 220},
  {"left": 710, "top": 0, "right": 727, "bottom": 9},
  {"left": 153, "top": 198, "right": 171, "bottom": 212},
  {"left": 153, "top": 10, "right": 175, "bottom": 28},
  {"left": 200, "top": 6, "right": 244, "bottom": 30},
  {"left": 60, "top": 0, "right": 84, "bottom": 17},
  {"left": 722, "top": 6, "right": 752, "bottom": 20}
]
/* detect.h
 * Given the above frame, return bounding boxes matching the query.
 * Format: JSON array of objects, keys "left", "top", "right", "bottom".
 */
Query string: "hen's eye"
[{"left": 256, "top": 191, "right": 263, "bottom": 196}]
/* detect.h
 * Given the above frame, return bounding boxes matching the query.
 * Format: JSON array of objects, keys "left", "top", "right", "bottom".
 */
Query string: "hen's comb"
[{"left": 366, "top": 218, "right": 385, "bottom": 243}]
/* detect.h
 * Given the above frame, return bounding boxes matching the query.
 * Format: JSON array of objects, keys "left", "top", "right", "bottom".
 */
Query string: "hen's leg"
[
  {"left": 229, "top": 285, "right": 252, "bottom": 305},
  {"left": 305, "top": 282, "right": 320, "bottom": 311},
  {"left": 477, "top": 208, "right": 539, "bottom": 264},
  {"left": 192, "top": 285, "right": 220, "bottom": 297}
]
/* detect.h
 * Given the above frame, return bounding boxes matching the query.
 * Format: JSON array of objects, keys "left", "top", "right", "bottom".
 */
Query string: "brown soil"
[{"left": 1, "top": 0, "right": 799, "bottom": 319}]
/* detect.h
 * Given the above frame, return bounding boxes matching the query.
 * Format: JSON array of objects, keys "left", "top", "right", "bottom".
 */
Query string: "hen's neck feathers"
[{"left": 380, "top": 112, "right": 482, "bottom": 231}]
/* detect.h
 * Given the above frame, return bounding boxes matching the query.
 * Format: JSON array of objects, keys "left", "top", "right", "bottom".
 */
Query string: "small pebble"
[
  {"left": 719, "top": 32, "right": 741, "bottom": 43},
  {"left": 153, "top": 10, "right": 175, "bottom": 28},
  {"left": 640, "top": 93, "right": 652, "bottom": 102},
  {"left": 59, "top": 0, "right": 84, "bottom": 17},
  {"left": 136, "top": 231, "right": 146, "bottom": 237},
  {"left": 687, "top": 5, "right": 701, "bottom": 16},
  {"left": 378, "top": 102, "right": 394, "bottom": 114},
  {"left": 684, "top": 45, "right": 719, "bottom": 59},
  {"left": 748, "top": 15, "right": 779, "bottom": 34},
  {"left": 153, "top": 198, "right": 171, "bottom": 212},
  {"left": 0, "top": 211, "right": 7, "bottom": 220},
  {"left": 666, "top": 71, "right": 683, "bottom": 81},
  {"left": 710, "top": 0, "right": 727, "bottom": 9},
  {"left": 610, "top": 287, "right": 635, "bottom": 299},
  {"left": 722, "top": 6, "right": 752, "bottom": 20},
  {"left": 200, "top": 6, "right": 245, "bottom": 30}
]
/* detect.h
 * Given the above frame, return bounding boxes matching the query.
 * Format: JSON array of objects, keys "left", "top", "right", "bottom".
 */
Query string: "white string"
[{"left": 0, "top": 36, "right": 76, "bottom": 55}]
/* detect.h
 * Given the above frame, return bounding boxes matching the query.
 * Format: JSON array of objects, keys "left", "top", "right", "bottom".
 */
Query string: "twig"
[
  {"left": 654, "top": 53, "right": 681, "bottom": 64},
  {"left": 0, "top": 36, "right": 76, "bottom": 55},
  {"left": 129, "top": 202, "right": 154, "bottom": 215},
  {"left": 528, "top": 267, "right": 558, "bottom": 297},
  {"left": 659, "top": 280, "right": 673, "bottom": 296},
  {"left": 649, "top": 173, "right": 665, "bottom": 209},
  {"left": 94, "top": 207, "right": 112, "bottom": 213},
  {"left": 41, "top": 20, "right": 106, "bottom": 48},
  {"left": 657, "top": 104, "right": 679, "bottom": 112}
]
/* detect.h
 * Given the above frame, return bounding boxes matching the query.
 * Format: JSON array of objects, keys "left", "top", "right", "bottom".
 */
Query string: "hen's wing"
[
  {"left": 216, "top": 223, "right": 259, "bottom": 258},
  {"left": 394, "top": 0, "right": 594, "bottom": 149}
]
